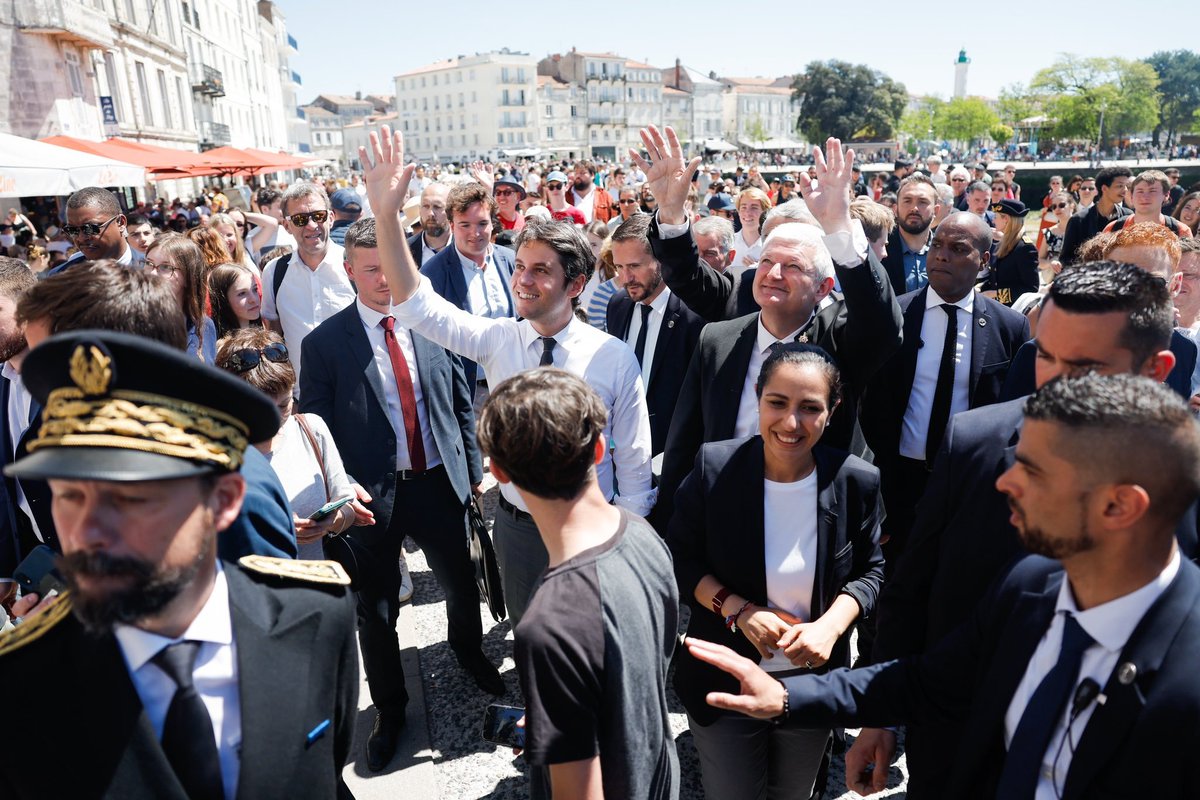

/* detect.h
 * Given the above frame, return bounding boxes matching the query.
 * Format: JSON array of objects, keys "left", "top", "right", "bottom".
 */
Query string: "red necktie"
[{"left": 382, "top": 316, "right": 426, "bottom": 472}]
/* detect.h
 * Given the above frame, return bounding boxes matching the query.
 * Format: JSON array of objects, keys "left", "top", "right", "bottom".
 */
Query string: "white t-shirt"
[{"left": 760, "top": 471, "right": 819, "bottom": 673}]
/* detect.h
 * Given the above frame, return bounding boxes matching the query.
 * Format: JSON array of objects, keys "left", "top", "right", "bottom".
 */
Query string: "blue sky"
[{"left": 283, "top": 1, "right": 1197, "bottom": 104}]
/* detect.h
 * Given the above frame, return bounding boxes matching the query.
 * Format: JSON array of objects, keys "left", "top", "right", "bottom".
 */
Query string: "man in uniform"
[{"left": 0, "top": 330, "right": 358, "bottom": 799}]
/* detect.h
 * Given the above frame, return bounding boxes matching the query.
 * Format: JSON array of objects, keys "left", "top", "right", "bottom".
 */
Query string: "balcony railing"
[
  {"left": 199, "top": 120, "right": 231, "bottom": 149},
  {"left": 15, "top": 0, "right": 114, "bottom": 49},
  {"left": 190, "top": 63, "right": 225, "bottom": 97}
]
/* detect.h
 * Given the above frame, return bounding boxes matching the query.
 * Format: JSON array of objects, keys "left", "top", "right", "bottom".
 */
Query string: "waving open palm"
[{"left": 629, "top": 125, "right": 701, "bottom": 226}]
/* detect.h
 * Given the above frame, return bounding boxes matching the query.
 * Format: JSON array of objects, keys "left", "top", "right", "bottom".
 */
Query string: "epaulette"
[
  {"left": 238, "top": 555, "right": 351, "bottom": 586},
  {"left": 0, "top": 593, "right": 72, "bottom": 657}
]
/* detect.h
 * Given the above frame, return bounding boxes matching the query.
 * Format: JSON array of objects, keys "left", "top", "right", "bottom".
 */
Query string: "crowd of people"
[{"left": 0, "top": 118, "right": 1198, "bottom": 800}]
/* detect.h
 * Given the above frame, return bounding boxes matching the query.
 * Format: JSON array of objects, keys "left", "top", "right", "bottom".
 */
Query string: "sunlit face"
[
  {"left": 1174, "top": 253, "right": 1200, "bottom": 319},
  {"left": 1130, "top": 180, "right": 1166, "bottom": 215},
  {"left": 145, "top": 244, "right": 186, "bottom": 307},
  {"left": 927, "top": 218, "right": 988, "bottom": 302},
  {"left": 420, "top": 184, "right": 449, "bottom": 238},
  {"left": 282, "top": 194, "right": 331, "bottom": 262},
  {"left": 612, "top": 239, "right": 663, "bottom": 303},
  {"left": 1102, "top": 176, "right": 1130, "bottom": 204},
  {"left": 738, "top": 198, "right": 764, "bottom": 230},
  {"left": 345, "top": 245, "right": 391, "bottom": 313},
  {"left": 758, "top": 361, "right": 835, "bottom": 468},
  {"left": 126, "top": 223, "right": 155, "bottom": 255},
  {"left": 752, "top": 236, "right": 829, "bottom": 324},
  {"left": 452, "top": 202, "right": 492, "bottom": 262},
  {"left": 494, "top": 184, "right": 521, "bottom": 215},
  {"left": 512, "top": 239, "right": 583, "bottom": 323},
  {"left": 66, "top": 205, "right": 126, "bottom": 261},
  {"left": 695, "top": 230, "right": 729, "bottom": 272},
  {"left": 995, "top": 420, "right": 1096, "bottom": 559},
  {"left": 214, "top": 223, "right": 239, "bottom": 258},
  {"left": 1178, "top": 198, "right": 1200, "bottom": 231},
  {"left": 1033, "top": 301, "right": 1140, "bottom": 387},
  {"left": 226, "top": 272, "right": 260, "bottom": 324},
  {"left": 967, "top": 189, "right": 990, "bottom": 215},
  {"left": 897, "top": 184, "right": 937, "bottom": 235}
]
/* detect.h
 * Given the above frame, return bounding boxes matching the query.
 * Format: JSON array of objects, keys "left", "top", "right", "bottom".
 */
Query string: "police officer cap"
[
  {"left": 6, "top": 330, "right": 281, "bottom": 482},
  {"left": 991, "top": 199, "right": 1029, "bottom": 217}
]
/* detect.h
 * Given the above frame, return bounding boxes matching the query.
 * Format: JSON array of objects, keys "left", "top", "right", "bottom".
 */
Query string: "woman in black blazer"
[
  {"left": 982, "top": 199, "right": 1040, "bottom": 306},
  {"left": 667, "top": 345, "right": 885, "bottom": 800}
]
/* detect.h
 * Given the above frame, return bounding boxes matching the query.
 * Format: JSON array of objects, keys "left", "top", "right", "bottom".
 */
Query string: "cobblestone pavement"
[{"left": 347, "top": 478, "right": 911, "bottom": 799}]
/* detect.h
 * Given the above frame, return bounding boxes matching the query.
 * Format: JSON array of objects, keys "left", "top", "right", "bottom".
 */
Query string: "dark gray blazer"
[{"left": 298, "top": 302, "right": 483, "bottom": 533}]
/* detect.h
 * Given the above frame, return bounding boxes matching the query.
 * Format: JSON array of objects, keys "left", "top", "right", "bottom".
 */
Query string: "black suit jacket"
[
  {"left": 406, "top": 232, "right": 428, "bottom": 267},
  {"left": 879, "top": 226, "right": 927, "bottom": 297},
  {"left": 652, "top": 232, "right": 903, "bottom": 529},
  {"left": 666, "top": 438, "right": 884, "bottom": 726},
  {"left": 419, "top": 243, "right": 516, "bottom": 390},
  {"left": 0, "top": 375, "right": 38, "bottom": 577},
  {"left": 1000, "top": 330, "right": 1198, "bottom": 402},
  {"left": 1060, "top": 202, "right": 1130, "bottom": 266},
  {"left": 605, "top": 289, "right": 706, "bottom": 454},
  {"left": 860, "top": 288, "right": 1030, "bottom": 472},
  {"left": 299, "top": 302, "right": 483, "bottom": 536},
  {"left": 785, "top": 554, "right": 1200, "bottom": 800},
  {"left": 0, "top": 561, "right": 358, "bottom": 799}
]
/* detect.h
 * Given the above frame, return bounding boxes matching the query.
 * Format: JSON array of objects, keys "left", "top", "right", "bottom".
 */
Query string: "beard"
[
  {"left": 60, "top": 544, "right": 209, "bottom": 636},
  {"left": 898, "top": 213, "right": 932, "bottom": 235},
  {"left": 1012, "top": 501, "right": 1096, "bottom": 560},
  {"left": 572, "top": 177, "right": 591, "bottom": 193},
  {"left": 424, "top": 221, "right": 448, "bottom": 239},
  {"left": 0, "top": 331, "right": 27, "bottom": 363}
]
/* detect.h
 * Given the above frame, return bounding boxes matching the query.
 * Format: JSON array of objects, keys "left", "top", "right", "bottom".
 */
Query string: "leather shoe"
[
  {"left": 366, "top": 709, "right": 404, "bottom": 772},
  {"left": 459, "top": 650, "right": 505, "bottom": 696}
]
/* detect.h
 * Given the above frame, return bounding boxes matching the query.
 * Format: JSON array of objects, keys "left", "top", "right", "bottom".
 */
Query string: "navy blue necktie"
[
  {"left": 995, "top": 613, "right": 1094, "bottom": 798},
  {"left": 632, "top": 303, "right": 652, "bottom": 367},
  {"left": 926, "top": 304, "right": 959, "bottom": 464},
  {"left": 153, "top": 640, "right": 224, "bottom": 800}
]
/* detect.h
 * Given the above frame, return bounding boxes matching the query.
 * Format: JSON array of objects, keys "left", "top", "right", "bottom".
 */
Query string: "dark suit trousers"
[{"left": 348, "top": 465, "right": 481, "bottom": 713}]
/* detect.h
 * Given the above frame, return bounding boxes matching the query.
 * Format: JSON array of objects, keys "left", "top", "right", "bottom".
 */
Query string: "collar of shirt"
[
  {"left": 1, "top": 360, "right": 17, "bottom": 383},
  {"left": 1055, "top": 549, "right": 1180, "bottom": 653},
  {"left": 355, "top": 297, "right": 393, "bottom": 330},
  {"left": 115, "top": 562, "right": 233, "bottom": 674},
  {"left": 641, "top": 285, "right": 672, "bottom": 315},
  {"left": 901, "top": 229, "right": 932, "bottom": 256},
  {"left": 924, "top": 286, "right": 975, "bottom": 315},
  {"left": 297, "top": 241, "right": 346, "bottom": 274},
  {"left": 755, "top": 314, "right": 812, "bottom": 355},
  {"left": 518, "top": 315, "right": 575, "bottom": 356},
  {"left": 455, "top": 242, "right": 494, "bottom": 272}
]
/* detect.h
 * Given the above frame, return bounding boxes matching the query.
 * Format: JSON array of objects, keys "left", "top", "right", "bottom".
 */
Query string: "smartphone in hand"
[
  {"left": 14, "top": 545, "right": 66, "bottom": 598},
  {"left": 481, "top": 703, "right": 525, "bottom": 749},
  {"left": 309, "top": 496, "right": 354, "bottom": 521}
]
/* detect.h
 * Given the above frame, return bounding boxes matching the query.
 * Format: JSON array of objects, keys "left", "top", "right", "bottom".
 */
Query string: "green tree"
[
  {"left": 996, "top": 83, "right": 1042, "bottom": 128},
  {"left": 932, "top": 97, "right": 1000, "bottom": 143},
  {"left": 1031, "top": 56, "right": 1159, "bottom": 147},
  {"left": 791, "top": 60, "right": 907, "bottom": 142},
  {"left": 744, "top": 115, "right": 770, "bottom": 146},
  {"left": 898, "top": 95, "right": 943, "bottom": 141},
  {"left": 1144, "top": 50, "right": 1200, "bottom": 147}
]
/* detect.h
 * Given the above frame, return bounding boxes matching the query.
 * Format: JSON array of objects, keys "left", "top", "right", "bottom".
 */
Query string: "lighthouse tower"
[{"left": 953, "top": 48, "right": 970, "bottom": 98}]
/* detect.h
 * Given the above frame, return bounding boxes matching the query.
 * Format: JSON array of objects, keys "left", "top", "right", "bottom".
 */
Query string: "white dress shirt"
[
  {"left": 356, "top": 299, "right": 441, "bottom": 472},
  {"left": 623, "top": 287, "right": 672, "bottom": 388},
  {"left": 392, "top": 278, "right": 654, "bottom": 514},
  {"left": 421, "top": 233, "right": 445, "bottom": 265},
  {"left": 2, "top": 362, "right": 41, "bottom": 542},
  {"left": 1004, "top": 551, "right": 1180, "bottom": 800},
  {"left": 898, "top": 289, "right": 974, "bottom": 460},
  {"left": 457, "top": 245, "right": 511, "bottom": 321},
  {"left": 732, "top": 229, "right": 765, "bottom": 273},
  {"left": 570, "top": 187, "right": 597, "bottom": 222},
  {"left": 733, "top": 317, "right": 812, "bottom": 439},
  {"left": 115, "top": 564, "right": 241, "bottom": 800},
  {"left": 760, "top": 472, "right": 819, "bottom": 673},
  {"left": 260, "top": 242, "right": 354, "bottom": 386}
]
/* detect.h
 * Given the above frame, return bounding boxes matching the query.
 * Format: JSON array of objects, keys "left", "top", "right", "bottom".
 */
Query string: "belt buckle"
[{"left": 397, "top": 469, "right": 420, "bottom": 481}]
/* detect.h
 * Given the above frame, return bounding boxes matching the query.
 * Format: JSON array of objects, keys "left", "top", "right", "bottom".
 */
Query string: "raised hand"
[
  {"left": 797, "top": 137, "right": 855, "bottom": 235},
  {"left": 469, "top": 161, "right": 495, "bottom": 192},
  {"left": 359, "top": 125, "right": 415, "bottom": 217},
  {"left": 629, "top": 125, "right": 701, "bottom": 226}
]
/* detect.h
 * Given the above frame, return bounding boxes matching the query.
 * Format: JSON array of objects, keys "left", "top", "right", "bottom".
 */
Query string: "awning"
[
  {"left": 0, "top": 132, "right": 145, "bottom": 197},
  {"left": 703, "top": 138, "right": 738, "bottom": 152},
  {"left": 501, "top": 148, "right": 540, "bottom": 158},
  {"left": 748, "top": 137, "right": 806, "bottom": 151},
  {"left": 40, "top": 135, "right": 211, "bottom": 179},
  {"left": 242, "top": 148, "right": 314, "bottom": 171},
  {"left": 198, "top": 146, "right": 316, "bottom": 176}
]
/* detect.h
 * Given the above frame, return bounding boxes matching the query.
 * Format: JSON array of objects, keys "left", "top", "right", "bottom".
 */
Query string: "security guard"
[{"left": 0, "top": 330, "right": 358, "bottom": 800}]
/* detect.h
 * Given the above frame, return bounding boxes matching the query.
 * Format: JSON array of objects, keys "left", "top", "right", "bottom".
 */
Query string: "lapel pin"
[
  {"left": 668, "top": 320, "right": 675, "bottom": 329},
  {"left": 798, "top": 333, "right": 809, "bottom": 343},
  {"left": 978, "top": 317, "right": 987, "bottom": 327},
  {"left": 1117, "top": 662, "right": 1137, "bottom": 685},
  {"left": 306, "top": 719, "right": 332, "bottom": 746}
]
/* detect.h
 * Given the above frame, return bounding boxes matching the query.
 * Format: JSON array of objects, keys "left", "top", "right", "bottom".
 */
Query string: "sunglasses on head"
[
  {"left": 225, "top": 342, "right": 289, "bottom": 374},
  {"left": 62, "top": 214, "right": 120, "bottom": 238},
  {"left": 287, "top": 210, "right": 329, "bottom": 227}
]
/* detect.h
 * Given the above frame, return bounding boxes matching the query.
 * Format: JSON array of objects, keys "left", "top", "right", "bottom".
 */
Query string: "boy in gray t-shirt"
[{"left": 478, "top": 368, "right": 680, "bottom": 800}]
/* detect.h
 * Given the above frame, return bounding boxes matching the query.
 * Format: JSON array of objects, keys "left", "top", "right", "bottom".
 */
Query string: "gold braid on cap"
[{"left": 26, "top": 346, "right": 249, "bottom": 470}]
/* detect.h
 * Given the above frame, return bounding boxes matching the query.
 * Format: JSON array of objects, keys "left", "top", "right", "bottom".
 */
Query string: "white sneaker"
[{"left": 398, "top": 551, "right": 413, "bottom": 603}]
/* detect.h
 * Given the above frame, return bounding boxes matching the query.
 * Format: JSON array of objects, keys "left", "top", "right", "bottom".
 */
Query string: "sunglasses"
[
  {"left": 545, "top": 183, "right": 564, "bottom": 191},
  {"left": 1080, "top": 186, "right": 1097, "bottom": 192},
  {"left": 144, "top": 259, "right": 182, "bottom": 276},
  {"left": 287, "top": 210, "right": 330, "bottom": 227},
  {"left": 619, "top": 199, "right": 639, "bottom": 204},
  {"left": 1052, "top": 202, "right": 1069, "bottom": 210},
  {"left": 951, "top": 177, "right": 967, "bottom": 182},
  {"left": 62, "top": 214, "right": 120, "bottom": 238},
  {"left": 224, "top": 342, "right": 289, "bottom": 374},
  {"left": 494, "top": 189, "right": 518, "bottom": 197}
]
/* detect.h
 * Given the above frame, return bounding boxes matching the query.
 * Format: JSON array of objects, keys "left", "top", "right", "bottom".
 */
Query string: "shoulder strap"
[
  {"left": 293, "top": 413, "right": 330, "bottom": 503},
  {"left": 270, "top": 252, "right": 292, "bottom": 307}
]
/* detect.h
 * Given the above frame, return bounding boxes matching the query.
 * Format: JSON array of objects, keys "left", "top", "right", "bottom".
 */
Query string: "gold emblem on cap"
[{"left": 69, "top": 345, "right": 112, "bottom": 396}]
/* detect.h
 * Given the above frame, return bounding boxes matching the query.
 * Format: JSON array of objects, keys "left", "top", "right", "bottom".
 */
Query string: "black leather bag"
[{"left": 468, "top": 497, "right": 506, "bottom": 622}]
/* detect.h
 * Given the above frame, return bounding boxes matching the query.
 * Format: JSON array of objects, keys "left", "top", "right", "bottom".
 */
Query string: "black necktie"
[
  {"left": 926, "top": 304, "right": 959, "bottom": 464},
  {"left": 153, "top": 640, "right": 224, "bottom": 800},
  {"left": 538, "top": 336, "right": 556, "bottom": 366},
  {"left": 996, "top": 614, "right": 1094, "bottom": 798},
  {"left": 632, "top": 303, "right": 653, "bottom": 367}
]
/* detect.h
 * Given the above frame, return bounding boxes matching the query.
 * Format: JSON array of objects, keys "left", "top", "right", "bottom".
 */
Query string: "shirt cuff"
[
  {"left": 824, "top": 220, "right": 869, "bottom": 266},
  {"left": 655, "top": 211, "right": 690, "bottom": 240}
]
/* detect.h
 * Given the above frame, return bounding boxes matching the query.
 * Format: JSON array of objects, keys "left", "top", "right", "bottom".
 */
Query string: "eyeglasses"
[
  {"left": 224, "top": 343, "right": 289, "bottom": 374},
  {"left": 144, "top": 259, "right": 182, "bottom": 276},
  {"left": 545, "top": 183, "right": 564, "bottom": 191},
  {"left": 951, "top": 177, "right": 967, "bottom": 182},
  {"left": 62, "top": 214, "right": 120, "bottom": 239},
  {"left": 494, "top": 189, "right": 517, "bottom": 197},
  {"left": 1052, "top": 203, "right": 1070, "bottom": 210},
  {"left": 286, "top": 210, "right": 330, "bottom": 227}
]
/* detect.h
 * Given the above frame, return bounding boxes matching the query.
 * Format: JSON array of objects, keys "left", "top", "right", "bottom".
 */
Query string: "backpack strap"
[{"left": 270, "top": 252, "right": 292, "bottom": 329}]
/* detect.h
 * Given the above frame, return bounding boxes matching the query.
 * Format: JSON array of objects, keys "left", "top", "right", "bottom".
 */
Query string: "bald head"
[{"left": 943, "top": 211, "right": 993, "bottom": 255}]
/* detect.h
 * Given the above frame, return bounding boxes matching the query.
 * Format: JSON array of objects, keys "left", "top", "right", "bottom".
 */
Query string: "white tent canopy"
[
  {"left": 703, "top": 138, "right": 738, "bottom": 152},
  {"left": 0, "top": 132, "right": 145, "bottom": 197},
  {"left": 748, "top": 137, "right": 806, "bottom": 151}
]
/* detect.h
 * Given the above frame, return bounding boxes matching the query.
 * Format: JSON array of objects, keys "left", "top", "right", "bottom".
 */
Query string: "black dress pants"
[{"left": 337, "top": 465, "right": 482, "bottom": 714}]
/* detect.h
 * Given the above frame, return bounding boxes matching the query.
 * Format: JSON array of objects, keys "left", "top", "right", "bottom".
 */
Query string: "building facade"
[
  {"left": 535, "top": 75, "right": 586, "bottom": 160},
  {"left": 720, "top": 77, "right": 802, "bottom": 148},
  {"left": 623, "top": 60, "right": 662, "bottom": 152},
  {"left": 663, "top": 62, "right": 726, "bottom": 155},
  {"left": 394, "top": 49, "right": 538, "bottom": 163},
  {"left": 538, "top": 50, "right": 629, "bottom": 160}
]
